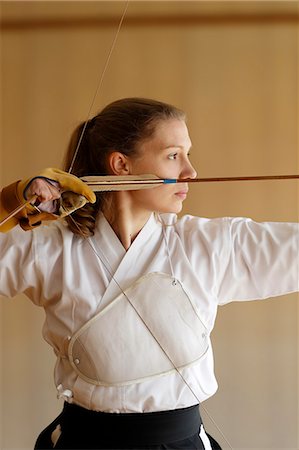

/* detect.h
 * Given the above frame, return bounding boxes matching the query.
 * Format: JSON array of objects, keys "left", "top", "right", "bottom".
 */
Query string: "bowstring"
[
  {"left": 68, "top": 0, "right": 129, "bottom": 175},
  {"left": 201, "top": 404, "right": 234, "bottom": 449},
  {"left": 64, "top": 207, "right": 234, "bottom": 450},
  {"left": 0, "top": 2, "right": 128, "bottom": 229},
  {"left": 68, "top": 211, "right": 203, "bottom": 403},
  {"left": 63, "top": 2, "right": 234, "bottom": 447}
]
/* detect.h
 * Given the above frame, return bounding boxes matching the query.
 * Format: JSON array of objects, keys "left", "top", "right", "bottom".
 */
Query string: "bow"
[{"left": 3, "top": 4, "right": 296, "bottom": 449}]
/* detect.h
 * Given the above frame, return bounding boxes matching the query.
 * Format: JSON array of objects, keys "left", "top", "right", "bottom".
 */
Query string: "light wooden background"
[{"left": 1, "top": 2, "right": 298, "bottom": 449}]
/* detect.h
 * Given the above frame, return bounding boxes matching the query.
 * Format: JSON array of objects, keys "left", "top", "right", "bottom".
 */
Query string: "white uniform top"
[{"left": 0, "top": 213, "right": 298, "bottom": 413}]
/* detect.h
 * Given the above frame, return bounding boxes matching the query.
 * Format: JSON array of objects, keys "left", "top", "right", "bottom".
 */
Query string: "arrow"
[{"left": 81, "top": 174, "right": 299, "bottom": 191}]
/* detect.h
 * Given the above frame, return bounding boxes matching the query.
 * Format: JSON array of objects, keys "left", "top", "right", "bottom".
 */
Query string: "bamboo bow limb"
[{"left": 0, "top": 195, "right": 38, "bottom": 228}]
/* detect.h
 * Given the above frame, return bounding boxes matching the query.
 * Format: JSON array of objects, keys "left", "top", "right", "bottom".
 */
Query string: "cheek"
[
  {"left": 149, "top": 185, "right": 174, "bottom": 199},
  {"left": 132, "top": 186, "right": 170, "bottom": 205},
  {"left": 151, "top": 187, "right": 182, "bottom": 211},
  {"left": 130, "top": 155, "right": 160, "bottom": 173},
  {"left": 142, "top": 188, "right": 166, "bottom": 204}
]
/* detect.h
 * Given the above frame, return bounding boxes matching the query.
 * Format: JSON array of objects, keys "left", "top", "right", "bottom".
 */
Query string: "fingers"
[
  {"left": 58, "top": 192, "right": 87, "bottom": 217},
  {"left": 26, "top": 179, "right": 61, "bottom": 204},
  {"left": 21, "top": 168, "right": 96, "bottom": 205}
]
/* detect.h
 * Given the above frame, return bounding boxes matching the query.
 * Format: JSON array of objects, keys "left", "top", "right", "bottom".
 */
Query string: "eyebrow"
[{"left": 163, "top": 145, "right": 192, "bottom": 152}]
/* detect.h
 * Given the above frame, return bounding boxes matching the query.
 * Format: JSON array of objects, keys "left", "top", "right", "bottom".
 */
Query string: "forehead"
[{"left": 148, "top": 119, "right": 192, "bottom": 149}]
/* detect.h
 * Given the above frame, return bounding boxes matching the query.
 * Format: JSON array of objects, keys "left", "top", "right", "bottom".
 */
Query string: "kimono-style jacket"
[{"left": 0, "top": 212, "right": 298, "bottom": 413}]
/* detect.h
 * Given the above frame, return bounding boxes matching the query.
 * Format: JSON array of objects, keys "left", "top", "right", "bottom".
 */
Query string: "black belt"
[{"left": 61, "top": 402, "right": 202, "bottom": 445}]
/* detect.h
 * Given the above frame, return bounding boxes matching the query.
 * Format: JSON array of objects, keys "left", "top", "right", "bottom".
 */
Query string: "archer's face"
[{"left": 127, "top": 119, "right": 197, "bottom": 214}]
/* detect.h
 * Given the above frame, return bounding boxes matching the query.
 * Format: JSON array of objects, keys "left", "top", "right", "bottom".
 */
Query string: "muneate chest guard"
[{"left": 68, "top": 272, "right": 210, "bottom": 387}]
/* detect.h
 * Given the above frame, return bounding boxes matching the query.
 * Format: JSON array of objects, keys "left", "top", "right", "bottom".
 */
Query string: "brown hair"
[{"left": 63, "top": 97, "right": 185, "bottom": 237}]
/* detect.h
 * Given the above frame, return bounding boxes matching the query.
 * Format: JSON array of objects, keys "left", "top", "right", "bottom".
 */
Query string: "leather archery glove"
[{"left": 0, "top": 168, "right": 96, "bottom": 232}]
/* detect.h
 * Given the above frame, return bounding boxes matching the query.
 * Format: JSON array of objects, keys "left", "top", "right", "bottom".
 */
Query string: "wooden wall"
[{"left": 1, "top": 2, "right": 298, "bottom": 449}]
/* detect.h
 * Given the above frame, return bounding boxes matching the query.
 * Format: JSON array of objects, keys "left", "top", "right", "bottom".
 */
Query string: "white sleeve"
[
  {"left": 0, "top": 226, "right": 43, "bottom": 304},
  {"left": 174, "top": 215, "right": 298, "bottom": 305},
  {"left": 217, "top": 217, "right": 299, "bottom": 304}
]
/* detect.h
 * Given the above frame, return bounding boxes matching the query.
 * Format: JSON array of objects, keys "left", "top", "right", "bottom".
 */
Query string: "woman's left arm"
[{"left": 217, "top": 218, "right": 299, "bottom": 304}]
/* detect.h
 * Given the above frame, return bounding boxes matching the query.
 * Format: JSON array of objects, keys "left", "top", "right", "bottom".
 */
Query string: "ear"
[{"left": 108, "top": 152, "right": 130, "bottom": 176}]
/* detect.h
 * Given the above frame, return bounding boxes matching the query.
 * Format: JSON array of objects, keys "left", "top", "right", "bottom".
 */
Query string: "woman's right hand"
[
  {"left": 21, "top": 168, "right": 96, "bottom": 206},
  {"left": 1, "top": 168, "right": 96, "bottom": 232},
  {"left": 25, "top": 178, "right": 61, "bottom": 213},
  {"left": 23, "top": 168, "right": 96, "bottom": 216}
]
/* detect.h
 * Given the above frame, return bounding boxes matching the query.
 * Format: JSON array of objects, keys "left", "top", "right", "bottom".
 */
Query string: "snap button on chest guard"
[{"left": 68, "top": 272, "right": 209, "bottom": 386}]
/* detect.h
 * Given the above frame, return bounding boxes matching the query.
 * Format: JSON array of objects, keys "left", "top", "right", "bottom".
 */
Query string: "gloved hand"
[
  {"left": 21, "top": 168, "right": 95, "bottom": 202},
  {"left": 0, "top": 168, "right": 96, "bottom": 232}
]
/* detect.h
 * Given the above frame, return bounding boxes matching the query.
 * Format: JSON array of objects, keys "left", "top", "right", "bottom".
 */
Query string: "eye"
[{"left": 168, "top": 153, "right": 178, "bottom": 160}]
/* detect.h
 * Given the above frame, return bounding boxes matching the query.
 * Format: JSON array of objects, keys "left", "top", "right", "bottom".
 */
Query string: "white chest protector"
[{"left": 67, "top": 272, "right": 209, "bottom": 387}]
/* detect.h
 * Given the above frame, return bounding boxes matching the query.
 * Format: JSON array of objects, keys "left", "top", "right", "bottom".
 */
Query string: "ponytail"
[{"left": 62, "top": 98, "right": 185, "bottom": 237}]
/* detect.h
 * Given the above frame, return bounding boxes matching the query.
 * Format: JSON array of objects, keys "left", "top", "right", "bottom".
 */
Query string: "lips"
[{"left": 175, "top": 189, "right": 188, "bottom": 199}]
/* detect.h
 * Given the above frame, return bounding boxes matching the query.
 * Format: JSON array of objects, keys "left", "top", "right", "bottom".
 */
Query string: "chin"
[
  {"left": 159, "top": 205, "right": 183, "bottom": 214},
  {"left": 172, "top": 201, "right": 184, "bottom": 213}
]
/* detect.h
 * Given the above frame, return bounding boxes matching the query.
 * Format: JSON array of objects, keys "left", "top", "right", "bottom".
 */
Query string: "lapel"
[{"left": 90, "top": 212, "right": 162, "bottom": 309}]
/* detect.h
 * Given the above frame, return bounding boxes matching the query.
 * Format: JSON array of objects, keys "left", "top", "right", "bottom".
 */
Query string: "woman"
[{"left": 0, "top": 98, "right": 298, "bottom": 450}]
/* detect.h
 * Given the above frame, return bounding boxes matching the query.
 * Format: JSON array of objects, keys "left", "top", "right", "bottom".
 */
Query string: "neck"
[{"left": 103, "top": 192, "right": 151, "bottom": 250}]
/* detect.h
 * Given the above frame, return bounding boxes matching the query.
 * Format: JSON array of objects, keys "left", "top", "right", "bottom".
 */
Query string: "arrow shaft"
[
  {"left": 82, "top": 174, "right": 299, "bottom": 191},
  {"left": 177, "top": 174, "right": 299, "bottom": 183}
]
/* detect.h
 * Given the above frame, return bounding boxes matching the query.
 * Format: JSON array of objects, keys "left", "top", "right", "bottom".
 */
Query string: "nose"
[{"left": 180, "top": 159, "right": 197, "bottom": 180}]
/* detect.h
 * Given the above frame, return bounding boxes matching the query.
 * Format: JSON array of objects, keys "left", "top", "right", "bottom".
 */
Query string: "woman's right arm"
[
  {"left": 0, "top": 175, "right": 63, "bottom": 298},
  {"left": 0, "top": 169, "right": 96, "bottom": 299},
  {"left": 0, "top": 177, "right": 61, "bottom": 233},
  {"left": 0, "top": 168, "right": 96, "bottom": 233}
]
